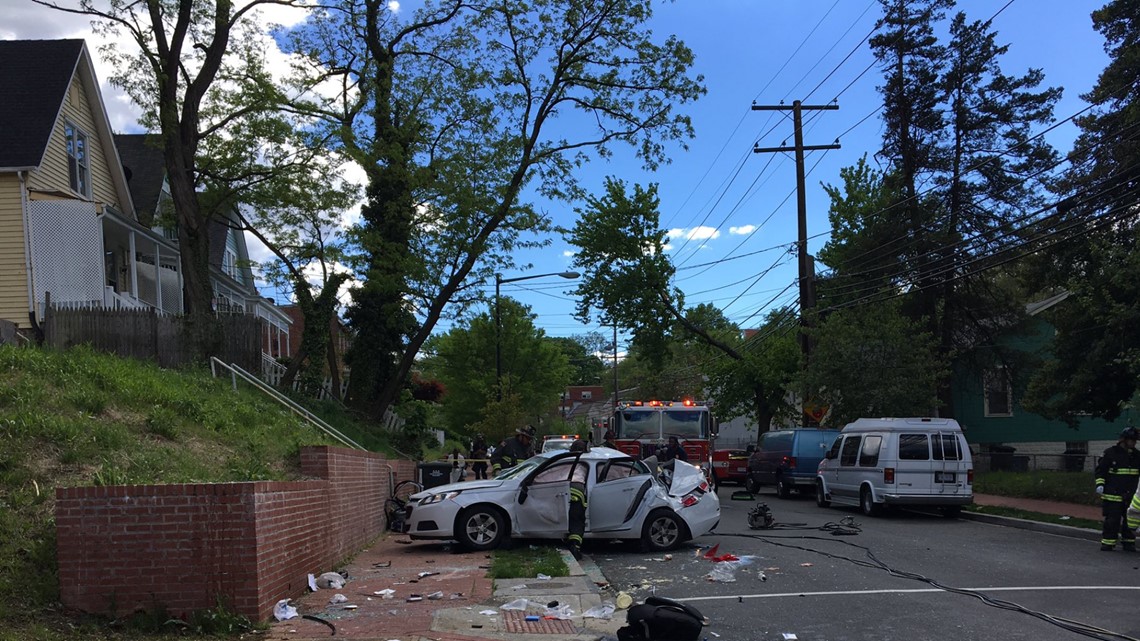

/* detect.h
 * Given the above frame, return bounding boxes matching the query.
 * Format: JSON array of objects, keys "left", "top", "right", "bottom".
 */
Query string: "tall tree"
[
  {"left": 38, "top": 0, "right": 313, "bottom": 359},
  {"left": 421, "top": 298, "right": 571, "bottom": 440},
  {"left": 799, "top": 301, "right": 945, "bottom": 426},
  {"left": 1022, "top": 0, "right": 1140, "bottom": 422},
  {"left": 546, "top": 336, "right": 606, "bottom": 386},
  {"left": 567, "top": 178, "right": 798, "bottom": 435},
  {"left": 280, "top": 0, "right": 704, "bottom": 421}
]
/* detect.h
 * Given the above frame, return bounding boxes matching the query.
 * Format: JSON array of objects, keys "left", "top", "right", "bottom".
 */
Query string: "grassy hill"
[{"left": 0, "top": 344, "right": 398, "bottom": 639}]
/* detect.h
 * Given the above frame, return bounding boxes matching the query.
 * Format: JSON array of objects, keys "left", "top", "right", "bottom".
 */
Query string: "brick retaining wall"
[{"left": 56, "top": 446, "right": 415, "bottom": 622}]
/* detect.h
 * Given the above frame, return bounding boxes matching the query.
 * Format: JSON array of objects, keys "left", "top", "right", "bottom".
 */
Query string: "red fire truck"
[{"left": 605, "top": 400, "right": 718, "bottom": 485}]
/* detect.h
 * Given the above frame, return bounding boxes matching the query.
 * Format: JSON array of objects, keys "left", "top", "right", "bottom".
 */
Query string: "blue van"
[{"left": 746, "top": 428, "right": 839, "bottom": 498}]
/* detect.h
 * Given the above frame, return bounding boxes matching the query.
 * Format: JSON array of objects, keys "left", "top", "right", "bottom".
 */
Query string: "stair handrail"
[{"left": 210, "top": 356, "right": 364, "bottom": 450}]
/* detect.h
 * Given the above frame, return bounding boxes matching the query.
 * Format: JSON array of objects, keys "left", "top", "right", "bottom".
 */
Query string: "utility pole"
[{"left": 752, "top": 100, "right": 839, "bottom": 424}]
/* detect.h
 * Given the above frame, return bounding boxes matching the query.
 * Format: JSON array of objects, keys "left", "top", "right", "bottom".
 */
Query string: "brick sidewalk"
[
  {"left": 262, "top": 535, "right": 496, "bottom": 641},
  {"left": 972, "top": 493, "right": 1101, "bottom": 521}
]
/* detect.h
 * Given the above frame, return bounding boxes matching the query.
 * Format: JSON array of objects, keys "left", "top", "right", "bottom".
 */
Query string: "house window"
[
  {"left": 222, "top": 248, "right": 238, "bottom": 279},
  {"left": 580, "top": 391, "right": 592, "bottom": 400},
  {"left": 64, "top": 121, "right": 90, "bottom": 197},
  {"left": 984, "top": 368, "right": 1012, "bottom": 417}
]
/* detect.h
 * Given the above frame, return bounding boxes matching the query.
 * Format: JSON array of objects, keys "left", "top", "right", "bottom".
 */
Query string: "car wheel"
[
  {"left": 941, "top": 506, "right": 962, "bottom": 518},
  {"left": 456, "top": 505, "right": 507, "bottom": 551},
  {"left": 860, "top": 487, "right": 881, "bottom": 517},
  {"left": 815, "top": 480, "right": 830, "bottom": 508},
  {"left": 775, "top": 475, "right": 792, "bottom": 499},
  {"left": 745, "top": 475, "right": 760, "bottom": 494},
  {"left": 641, "top": 509, "right": 685, "bottom": 552}
]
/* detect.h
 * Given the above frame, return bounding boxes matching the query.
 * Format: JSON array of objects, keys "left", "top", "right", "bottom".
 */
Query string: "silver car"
[{"left": 403, "top": 447, "right": 720, "bottom": 552}]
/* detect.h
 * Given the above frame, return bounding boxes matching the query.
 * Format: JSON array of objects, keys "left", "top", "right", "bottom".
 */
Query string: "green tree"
[
  {"left": 1022, "top": 0, "right": 1140, "bottom": 423},
  {"left": 800, "top": 301, "right": 945, "bottom": 427},
  {"left": 547, "top": 337, "right": 606, "bottom": 386},
  {"left": 37, "top": 0, "right": 310, "bottom": 359},
  {"left": 567, "top": 178, "right": 798, "bottom": 435},
  {"left": 422, "top": 299, "right": 571, "bottom": 441},
  {"left": 280, "top": 0, "right": 704, "bottom": 421}
]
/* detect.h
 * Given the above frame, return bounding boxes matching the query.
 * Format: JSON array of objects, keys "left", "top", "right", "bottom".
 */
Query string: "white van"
[{"left": 815, "top": 417, "right": 973, "bottom": 517}]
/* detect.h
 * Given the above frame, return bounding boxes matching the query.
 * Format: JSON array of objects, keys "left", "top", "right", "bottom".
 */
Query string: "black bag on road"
[{"left": 616, "top": 596, "right": 705, "bottom": 641}]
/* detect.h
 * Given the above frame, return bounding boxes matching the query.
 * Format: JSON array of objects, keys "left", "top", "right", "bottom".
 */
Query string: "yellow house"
[{"left": 0, "top": 39, "right": 182, "bottom": 332}]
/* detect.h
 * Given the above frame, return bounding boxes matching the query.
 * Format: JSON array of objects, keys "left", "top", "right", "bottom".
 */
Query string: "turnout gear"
[
  {"left": 1095, "top": 435, "right": 1140, "bottom": 549},
  {"left": 491, "top": 427, "right": 536, "bottom": 475},
  {"left": 567, "top": 456, "right": 589, "bottom": 560}
]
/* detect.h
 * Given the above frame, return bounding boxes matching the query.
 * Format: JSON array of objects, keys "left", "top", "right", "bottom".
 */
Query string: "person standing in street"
[
  {"left": 1095, "top": 427, "right": 1140, "bottom": 551},
  {"left": 658, "top": 436, "right": 688, "bottom": 463},
  {"left": 469, "top": 433, "right": 489, "bottom": 480},
  {"left": 446, "top": 447, "right": 466, "bottom": 483},
  {"left": 491, "top": 425, "right": 536, "bottom": 476},
  {"left": 566, "top": 438, "right": 589, "bottom": 560}
]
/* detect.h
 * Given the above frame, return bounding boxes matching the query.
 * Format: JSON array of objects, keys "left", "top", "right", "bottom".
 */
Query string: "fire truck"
[{"left": 604, "top": 400, "right": 718, "bottom": 485}]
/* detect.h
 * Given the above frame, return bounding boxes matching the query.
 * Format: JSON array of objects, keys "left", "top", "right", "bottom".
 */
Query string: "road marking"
[{"left": 673, "top": 586, "right": 1140, "bottom": 603}]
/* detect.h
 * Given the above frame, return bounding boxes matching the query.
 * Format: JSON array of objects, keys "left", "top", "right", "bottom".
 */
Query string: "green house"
[{"left": 952, "top": 292, "right": 1137, "bottom": 472}]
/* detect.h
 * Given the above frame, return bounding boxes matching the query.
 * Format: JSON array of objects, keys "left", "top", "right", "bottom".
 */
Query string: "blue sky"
[
  {"left": 5, "top": 0, "right": 1112, "bottom": 350},
  {"left": 474, "top": 0, "right": 1111, "bottom": 348}
]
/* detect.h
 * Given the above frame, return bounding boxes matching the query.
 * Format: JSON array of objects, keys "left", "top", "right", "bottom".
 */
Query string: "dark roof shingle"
[{"left": 0, "top": 39, "right": 85, "bottom": 169}]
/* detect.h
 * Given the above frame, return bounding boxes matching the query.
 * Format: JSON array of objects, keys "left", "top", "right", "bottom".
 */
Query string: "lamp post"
[{"left": 495, "top": 271, "right": 579, "bottom": 401}]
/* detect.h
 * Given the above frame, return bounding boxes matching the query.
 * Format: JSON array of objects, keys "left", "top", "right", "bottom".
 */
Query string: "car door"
[
  {"left": 896, "top": 433, "right": 933, "bottom": 497},
  {"left": 513, "top": 460, "right": 576, "bottom": 537},
  {"left": 589, "top": 459, "right": 652, "bottom": 532},
  {"left": 932, "top": 432, "right": 967, "bottom": 495},
  {"left": 833, "top": 435, "right": 863, "bottom": 500}
]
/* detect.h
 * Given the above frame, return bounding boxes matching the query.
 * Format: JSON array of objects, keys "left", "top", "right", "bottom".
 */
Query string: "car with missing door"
[{"left": 403, "top": 447, "right": 720, "bottom": 551}]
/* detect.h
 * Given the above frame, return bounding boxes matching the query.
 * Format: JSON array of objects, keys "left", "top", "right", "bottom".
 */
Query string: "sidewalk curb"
[{"left": 961, "top": 510, "right": 1100, "bottom": 542}]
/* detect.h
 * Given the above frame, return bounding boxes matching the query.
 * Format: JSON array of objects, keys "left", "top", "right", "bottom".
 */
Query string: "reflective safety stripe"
[
  {"left": 1103, "top": 538, "right": 1118, "bottom": 546},
  {"left": 1096, "top": 477, "right": 1106, "bottom": 485},
  {"left": 1103, "top": 494, "right": 1124, "bottom": 502},
  {"left": 570, "top": 487, "right": 587, "bottom": 503},
  {"left": 569, "top": 534, "right": 583, "bottom": 544},
  {"left": 1116, "top": 468, "right": 1140, "bottom": 475}
]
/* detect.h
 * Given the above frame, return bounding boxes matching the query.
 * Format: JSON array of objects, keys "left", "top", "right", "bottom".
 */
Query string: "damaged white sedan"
[{"left": 403, "top": 447, "right": 720, "bottom": 552}]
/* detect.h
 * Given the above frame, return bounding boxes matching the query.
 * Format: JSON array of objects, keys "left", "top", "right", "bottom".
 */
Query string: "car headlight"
[{"left": 419, "top": 490, "right": 462, "bottom": 505}]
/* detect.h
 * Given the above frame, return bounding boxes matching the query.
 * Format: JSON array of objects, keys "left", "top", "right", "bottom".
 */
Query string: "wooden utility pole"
[{"left": 752, "top": 100, "right": 839, "bottom": 424}]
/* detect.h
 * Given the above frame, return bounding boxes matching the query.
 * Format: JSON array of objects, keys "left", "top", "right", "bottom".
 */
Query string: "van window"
[
  {"left": 859, "top": 435, "right": 882, "bottom": 467},
  {"left": 797, "top": 430, "right": 837, "bottom": 454},
  {"left": 840, "top": 436, "right": 862, "bottom": 466},
  {"left": 898, "top": 434, "right": 929, "bottom": 460},
  {"left": 825, "top": 437, "right": 841, "bottom": 460},
  {"left": 932, "top": 434, "right": 963, "bottom": 461},
  {"left": 761, "top": 431, "right": 794, "bottom": 452}
]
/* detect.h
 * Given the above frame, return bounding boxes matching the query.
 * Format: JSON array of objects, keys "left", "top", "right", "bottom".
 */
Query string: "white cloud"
[
  {"left": 562, "top": 250, "right": 576, "bottom": 257},
  {"left": 667, "top": 226, "right": 721, "bottom": 241},
  {"left": 729, "top": 224, "right": 756, "bottom": 235},
  {"left": 388, "top": 1, "right": 402, "bottom": 13}
]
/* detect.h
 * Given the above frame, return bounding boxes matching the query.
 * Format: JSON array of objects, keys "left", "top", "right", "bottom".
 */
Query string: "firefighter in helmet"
[
  {"left": 566, "top": 437, "right": 589, "bottom": 560},
  {"left": 491, "top": 425, "right": 536, "bottom": 476},
  {"left": 1095, "top": 426, "right": 1140, "bottom": 551}
]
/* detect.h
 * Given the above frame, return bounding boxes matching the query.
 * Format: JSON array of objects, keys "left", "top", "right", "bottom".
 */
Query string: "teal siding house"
[{"left": 951, "top": 292, "right": 1137, "bottom": 471}]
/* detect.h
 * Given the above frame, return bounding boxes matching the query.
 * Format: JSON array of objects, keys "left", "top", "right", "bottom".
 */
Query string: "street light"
[{"left": 495, "top": 271, "right": 580, "bottom": 400}]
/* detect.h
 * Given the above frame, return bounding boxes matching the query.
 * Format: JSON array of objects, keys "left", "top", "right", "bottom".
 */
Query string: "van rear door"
[{"left": 933, "top": 432, "right": 968, "bottom": 495}]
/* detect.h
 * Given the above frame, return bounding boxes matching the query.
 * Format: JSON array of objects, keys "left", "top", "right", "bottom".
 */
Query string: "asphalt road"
[{"left": 588, "top": 486, "right": 1140, "bottom": 641}]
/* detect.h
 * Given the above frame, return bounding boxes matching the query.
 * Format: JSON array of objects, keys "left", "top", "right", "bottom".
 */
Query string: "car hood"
[
  {"left": 410, "top": 479, "right": 507, "bottom": 499},
  {"left": 666, "top": 459, "right": 706, "bottom": 497}
]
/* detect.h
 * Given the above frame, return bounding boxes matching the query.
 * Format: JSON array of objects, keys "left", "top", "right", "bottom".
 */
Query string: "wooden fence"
[{"left": 44, "top": 306, "right": 262, "bottom": 372}]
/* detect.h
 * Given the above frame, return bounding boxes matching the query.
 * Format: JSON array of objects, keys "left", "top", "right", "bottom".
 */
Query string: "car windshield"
[
  {"left": 495, "top": 457, "right": 545, "bottom": 480},
  {"left": 542, "top": 439, "right": 575, "bottom": 452},
  {"left": 616, "top": 408, "right": 707, "bottom": 439}
]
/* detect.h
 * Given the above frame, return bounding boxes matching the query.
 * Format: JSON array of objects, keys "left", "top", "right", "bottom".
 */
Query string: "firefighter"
[
  {"left": 1095, "top": 426, "right": 1140, "bottom": 551},
  {"left": 567, "top": 438, "right": 589, "bottom": 560},
  {"left": 602, "top": 428, "right": 617, "bottom": 450},
  {"left": 491, "top": 425, "right": 536, "bottom": 476},
  {"left": 659, "top": 435, "right": 688, "bottom": 462}
]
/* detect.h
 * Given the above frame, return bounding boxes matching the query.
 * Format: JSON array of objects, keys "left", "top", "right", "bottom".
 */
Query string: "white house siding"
[
  {"left": 0, "top": 174, "right": 30, "bottom": 327},
  {"left": 26, "top": 72, "right": 120, "bottom": 209}
]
